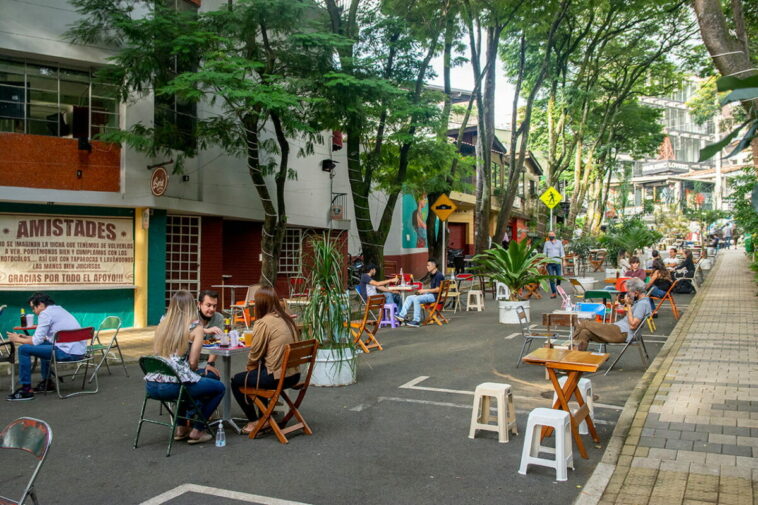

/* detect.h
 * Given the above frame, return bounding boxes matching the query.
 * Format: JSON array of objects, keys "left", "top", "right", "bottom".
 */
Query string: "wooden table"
[{"left": 521, "top": 347, "right": 609, "bottom": 459}]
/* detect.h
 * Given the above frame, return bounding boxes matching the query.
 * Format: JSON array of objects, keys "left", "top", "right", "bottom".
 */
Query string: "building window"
[
  {"left": 278, "top": 228, "right": 303, "bottom": 275},
  {"left": 165, "top": 215, "right": 202, "bottom": 307},
  {"left": 0, "top": 57, "right": 119, "bottom": 139}
]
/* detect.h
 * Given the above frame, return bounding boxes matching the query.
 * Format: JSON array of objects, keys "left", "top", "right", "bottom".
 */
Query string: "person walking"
[{"left": 543, "top": 231, "right": 565, "bottom": 299}]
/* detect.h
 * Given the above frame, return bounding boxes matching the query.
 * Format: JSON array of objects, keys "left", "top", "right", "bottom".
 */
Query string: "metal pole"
[
  {"left": 442, "top": 222, "right": 447, "bottom": 275},
  {"left": 549, "top": 208, "right": 554, "bottom": 232}
]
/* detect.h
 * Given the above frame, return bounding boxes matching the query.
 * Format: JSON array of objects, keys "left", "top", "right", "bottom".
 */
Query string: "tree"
[
  {"left": 69, "top": 0, "right": 337, "bottom": 287},
  {"left": 321, "top": 0, "right": 454, "bottom": 271}
]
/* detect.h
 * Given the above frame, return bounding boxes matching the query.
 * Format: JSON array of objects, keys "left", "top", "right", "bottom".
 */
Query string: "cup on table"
[{"left": 243, "top": 330, "right": 254, "bottom": 347}]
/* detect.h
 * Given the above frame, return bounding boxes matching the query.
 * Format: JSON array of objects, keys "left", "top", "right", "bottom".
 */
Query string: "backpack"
[{"left": 673, "top": 279, "right": 695, "bottom": 294}]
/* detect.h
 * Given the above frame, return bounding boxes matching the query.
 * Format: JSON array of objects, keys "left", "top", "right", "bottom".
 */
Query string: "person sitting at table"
[
  {"left": 646, "top": 259, "right": 672, "bottom": 313},
  {"left": 358, "top": 264, "right": 401, "bottom": 305},
  {"left": 394, "top": 259, "right": 446, "bottom": 327},
  {"left": 617, "top": 249, "right": 631, "bottom": 273},
  {"left": 572, "top": 278, "right": 652, "bottom": 351},
  {"left": 6, "top": 293, "right": 84, "bottom": 401},
  {"left": 231, "top": 287, "right": 300, "bottom": 436},
  {"left": 674, "top": 248, "right": 695, "bottom": 279},
  {"left": 194, "top": 289, "right": 224, "bottom": 379},
  {"left": 663, "top": 247, "right": 679, "bottom": 269},
  {"left": 623, "top": 256, "right": 646, "bottom": 280},
  {"left": 147, "top": 290, "right": 225, "bottom": 444}
]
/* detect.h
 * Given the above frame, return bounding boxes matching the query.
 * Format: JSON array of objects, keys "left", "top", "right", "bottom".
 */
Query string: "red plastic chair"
[
  {"left": 0, "top": 417, "right": 53, "bottom": 505},
  {"left": 615, "top": 277, "right": 631, "bottom": 292}
]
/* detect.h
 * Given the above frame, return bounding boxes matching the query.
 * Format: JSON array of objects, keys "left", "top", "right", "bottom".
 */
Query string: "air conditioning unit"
[{"left": 330, "top": 205, "right": 344, "bottom": 220}]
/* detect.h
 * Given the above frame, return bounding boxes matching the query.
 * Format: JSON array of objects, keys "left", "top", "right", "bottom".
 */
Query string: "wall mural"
[{"left": 402, "top": 193, "right": 428, "bottom": 249}]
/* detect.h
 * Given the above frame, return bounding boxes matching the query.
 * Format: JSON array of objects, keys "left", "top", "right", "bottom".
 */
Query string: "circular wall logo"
[{"left": 150, "top": 167, "right": 169, "bottom": 196}]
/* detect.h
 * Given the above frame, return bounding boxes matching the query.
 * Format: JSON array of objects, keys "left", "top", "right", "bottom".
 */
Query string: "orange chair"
[
  {"left": 650, "top": 279, "right": 683, "bottom": 320},
  {"left": 422, "top": 280, "right": 451, "bottom": 326},
  {"left": 350, "top": 295, "right": 385, "bottom": 353},
  {"left": 232, "top": 284, "right": 261, "bottom": 327}
]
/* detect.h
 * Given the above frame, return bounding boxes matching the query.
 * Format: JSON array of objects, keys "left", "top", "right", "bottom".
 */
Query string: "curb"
[{"left": 573, "top": 257, "right": 717, "bottom": 505}]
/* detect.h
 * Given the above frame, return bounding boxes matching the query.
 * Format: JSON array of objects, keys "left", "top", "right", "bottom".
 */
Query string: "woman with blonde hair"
[
  {"left": 145, "top": 290, "right": 225, "bottom": 444},
  {"left": 231, "top": 286, "right": 300, "bottom": 435}
]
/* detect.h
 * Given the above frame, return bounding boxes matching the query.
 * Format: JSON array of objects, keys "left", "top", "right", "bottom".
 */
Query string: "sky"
[{"left": 428, "top": 53, "right": 516, "bottom": 130}]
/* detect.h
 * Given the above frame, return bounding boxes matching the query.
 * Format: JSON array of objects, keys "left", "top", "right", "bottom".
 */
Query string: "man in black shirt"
[
  {"left": 357, "top": 264, "right": 401, "bottom": 305},
  {"left": 395, "top": 259, "right": 445, "bottom": 327}
]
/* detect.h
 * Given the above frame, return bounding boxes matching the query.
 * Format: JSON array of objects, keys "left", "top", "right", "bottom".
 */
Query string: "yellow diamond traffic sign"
[
  {"left": 431, "top": 194, "right": 458, "bottom": 222},
  {"left": 540, "top": 187, "right": 563, "bottom": 209}
]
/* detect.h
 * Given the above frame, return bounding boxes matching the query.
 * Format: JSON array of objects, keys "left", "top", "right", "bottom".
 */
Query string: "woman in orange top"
[{"left": 231, "top": 287, "right": 300, "bottom": 435}]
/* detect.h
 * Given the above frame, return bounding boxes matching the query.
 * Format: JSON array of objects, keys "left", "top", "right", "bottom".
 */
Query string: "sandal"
[
  {"left": 241, "top": 421, "right": 272, "bottom": 436},
  {"left": 187, "top": 432, "right": 213, "bottom": 445},
  {"left": 173, "top": 428, "right": 190, "bottom": 441}
]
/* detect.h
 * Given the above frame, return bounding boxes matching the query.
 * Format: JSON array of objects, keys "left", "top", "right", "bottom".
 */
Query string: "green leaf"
[
  {"left": 698, "top": 122, "right": 747, "bottom": 162},
  {"left": 719, "top": 87, "right": 758, "bottom": 106},
  {"left": 716, "top": 74, "right": 758, "bottom": 92}
]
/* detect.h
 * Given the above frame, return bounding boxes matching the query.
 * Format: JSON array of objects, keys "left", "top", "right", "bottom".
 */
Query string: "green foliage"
[
  {"left": 642, "top": 199, "right": 655, "bottom": 214},
  {"left": 569, "top": 235, "right": 599, "bottom": 259},
  {"left": 599, "top": 217, "right": 663, "bottom": 265},
  {"left": 686, "top": 76, "right": 719, "bottom": 126},
  {"left": 700, "top": 75, "right": 758, "bottom": 161},
  {"left": 727, "top": 174, "right": 758, "bottom": 237},
  {"left": 472, "top": 240, "right": 561, "bottom": 301},
  {"left": 300, "top": 234, "right": 352, "bottom": 351}
]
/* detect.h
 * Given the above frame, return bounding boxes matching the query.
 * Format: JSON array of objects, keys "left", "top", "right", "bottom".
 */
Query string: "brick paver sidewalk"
[{"left": 577, "top": 250, "right": 758, "bottom": 505}]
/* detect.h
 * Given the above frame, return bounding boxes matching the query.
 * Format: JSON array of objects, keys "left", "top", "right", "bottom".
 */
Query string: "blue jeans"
[
  {"left": 546, "top": 262, "right": 562, "bottom": 295},
  {"left": 648, "top": 286, "right": 666, "bottom": 310},
  {"left": 399, "top": 293, "right": 436, "bottom": 322},
  {"left": 17, "top": 342, "right": 82, "bottom": 386},
  {"left": 145, "top": 377, "right": 225, "bottom": 430},
  {"left": 382, "top": 292, "right": 401, "bottom": 306}
]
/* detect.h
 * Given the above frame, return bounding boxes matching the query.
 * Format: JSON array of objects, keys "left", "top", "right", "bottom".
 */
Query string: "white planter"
[
  {"left": 498, "top": 300, "right": 530, "bottom": 324},
  {"left": 574, "top": 277, "right": 596, "bottom": 291},
  {"left": 311, "top": 348, "right": 357, "bottom": 387},
  {"left": 605, "top": 268, "right": 619, "bottom": 277}
]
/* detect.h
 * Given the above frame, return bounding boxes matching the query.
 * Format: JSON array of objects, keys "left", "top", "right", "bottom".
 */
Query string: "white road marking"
[
  {"left": 399, "top": 376, "right": 623, "bottom": 411},
  {"left": 377, "top": 396, "right": 614, "bottom": 425},
  {"left": 141, "top": 483, "right": 312, "bottom": 505},
  {"left": 505, "top": 332, "right": 521, "bottom": 340}
]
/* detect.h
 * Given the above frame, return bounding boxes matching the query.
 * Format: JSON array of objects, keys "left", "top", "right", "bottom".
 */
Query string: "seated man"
[
  {"left": 6, "top": 293, "right": 85, "bottom": 401},
  {"left": 358, "top": 264, "right": 401, "bottom": 306},
  {"left": 395, "top": 259, "right": 445, "bottom": 328},
  {"left": 623, "top": 256, "right": 646, "bottom": 280},
  {"left": 193, "top": 289, "right": 224, "bottom": 379},
  {"left": 573, "top": 278, "right": 651, "bottom": 351},
  {"left": 663, "top": 247, "right": 679, "bottom": 269}
]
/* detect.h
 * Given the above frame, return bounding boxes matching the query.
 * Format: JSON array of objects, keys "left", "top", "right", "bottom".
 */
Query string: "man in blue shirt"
[
  {"left": 543, "top": 232, "right": 565, "bottom": 299},
  {"left": 6, "top": 293, "right": 83, "bottom": 401},
  {"left": 395, "top": 259, "right": 445, "bottom": 327},
  {"left": 357, "top": 264, "right": 401, "bottom": 305}
]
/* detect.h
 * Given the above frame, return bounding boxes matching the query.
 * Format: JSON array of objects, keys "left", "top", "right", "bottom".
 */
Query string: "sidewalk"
[{"left": 577, "top": 250, "right": 758, "bottom": 505}]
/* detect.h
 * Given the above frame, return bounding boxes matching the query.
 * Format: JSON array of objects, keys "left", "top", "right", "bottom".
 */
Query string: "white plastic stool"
[
  {"left": 469, "top": 382, "right": 518, "bottom": 443},
  {"left": 552, "top": 377, "right": 593, "bottom": 435},
  {"left": 466, "top": 290, "right": 485, "bottom": 311},
  {"left": 519, "top": 408, "right": 574, "bottom": 481},
  {"left": 495, "top": 282, "right": 511, "bottom": 301}
]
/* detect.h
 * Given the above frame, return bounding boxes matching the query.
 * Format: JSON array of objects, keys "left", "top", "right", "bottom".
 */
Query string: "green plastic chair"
[
  {"left": 134, "top": 356, "right": 215, "bottom": 457},
  {"left": 0, "top": 417, "right": 53, "bottom": 505}
]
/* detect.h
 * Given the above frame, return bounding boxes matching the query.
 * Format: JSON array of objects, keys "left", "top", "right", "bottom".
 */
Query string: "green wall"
[
  {"left": 147, "top": 210, "right": 167, "bottom": 325},
  {"left": 0, "top": 203, "right": 136, "bottom": 333}
]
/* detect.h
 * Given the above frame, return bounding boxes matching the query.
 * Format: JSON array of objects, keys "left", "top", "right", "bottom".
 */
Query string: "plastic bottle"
[
  {"left": 399, "top": 268, "right": 405, "bottom": 286},
  {"left": 215, "top": 425, "right": 226, "bottom": 447},
  {"left": 20, "top": 308, "right": 26, "bottom": 327}
]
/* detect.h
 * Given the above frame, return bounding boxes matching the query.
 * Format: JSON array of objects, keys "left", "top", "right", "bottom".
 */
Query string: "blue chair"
[{"left": 576, "top": 302, "right": 607, "bottom": 322}]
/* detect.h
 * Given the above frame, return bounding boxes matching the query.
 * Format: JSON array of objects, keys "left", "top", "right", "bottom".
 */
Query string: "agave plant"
[{"left": 472, "top": 240, "right": 561, "bottom": 301}]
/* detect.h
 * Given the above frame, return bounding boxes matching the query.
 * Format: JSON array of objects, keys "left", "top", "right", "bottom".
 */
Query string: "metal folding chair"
[
  {"left": 515, "top": 306, "right": 558, "bottom": 367},
  {"left": 0, "top": 417, "right": 53, "bottom": 505},
  {"left": 568, "top": 278, "right": 586, "bottom": 298},
  {"left": 134, "top": 356, "right": 215, "bottom": 457},
  {"left": 74, "top": 316, "right": 127, "bottom": 383},
  {"left": 0, "top": 335, "right": 14, "bottom": 394},
  {"left": 47, "top": 327, "right": 98, "bottom": 399},
  {"left": 600, "top": 315, "right": 651, "bottom": 375}
]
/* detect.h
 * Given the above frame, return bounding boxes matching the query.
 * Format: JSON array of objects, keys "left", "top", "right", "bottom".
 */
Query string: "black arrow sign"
[{"left": 435, "top": 204, "right": 453, "bottom": 210}]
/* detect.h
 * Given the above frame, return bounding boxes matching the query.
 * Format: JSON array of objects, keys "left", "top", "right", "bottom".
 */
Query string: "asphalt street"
[{"left": 0, "top": 277, "right": 692, "bottom": 505}]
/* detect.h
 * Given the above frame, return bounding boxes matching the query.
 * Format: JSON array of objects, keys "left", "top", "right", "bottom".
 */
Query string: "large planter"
[
  {"left": 498, "top": 300, "right": 530, "bottom": 324},
  {"left": 311, "top": 347, "right": 357, "bottom": 387},
  {"left": 573, "top": 277, "right": 596, "bottom": 291}
]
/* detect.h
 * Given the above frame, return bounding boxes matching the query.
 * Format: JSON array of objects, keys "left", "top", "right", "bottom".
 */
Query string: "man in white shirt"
[
  {"left": 543, "top": 232, "right": 565, "bottom": 299},
  {"left": 6, "top": 293, "right": 83, "bottom": 401},
  {"left": 663, "top": 248, "right": 679, "bottom": 269}
]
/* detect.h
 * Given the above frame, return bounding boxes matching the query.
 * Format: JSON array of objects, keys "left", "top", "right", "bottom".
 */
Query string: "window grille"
[{"left": 278, "top": 228, "right": 303, "bottom": 275}]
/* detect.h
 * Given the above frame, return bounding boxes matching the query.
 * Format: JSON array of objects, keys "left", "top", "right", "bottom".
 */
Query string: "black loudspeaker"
[{"left": 321, "top": 159, "right": 337, "bottom": 172}]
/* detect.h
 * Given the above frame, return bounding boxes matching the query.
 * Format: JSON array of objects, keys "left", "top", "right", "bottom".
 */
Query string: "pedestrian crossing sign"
[{"left": 540, "top": 187, "right": 562, "bottom": 209}]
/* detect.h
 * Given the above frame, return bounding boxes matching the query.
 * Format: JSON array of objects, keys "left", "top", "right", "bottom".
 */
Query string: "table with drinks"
[{"left": 201, "top": 327, "right": 256, "bottom": 434}]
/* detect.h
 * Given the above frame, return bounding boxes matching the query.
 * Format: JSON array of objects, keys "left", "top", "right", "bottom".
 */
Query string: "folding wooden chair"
[
  {"left": 588, "top": 251, "right": 606, "bottom": 272},
  {"left": 232, "top": 284, "right": 261, "bottom": 327},
  {"left": 563, "top": 254, "right": 577, "bottom": 276},
  {"left": 650, "top": 279, "right": 683, "bottom": 320},
  {"left": 48, "top": 327, "right": 98, "bottom": 399},
  {"left": 601, "top": 315, "right": 651, "bottom": 375},
  {"left": 515, "top": 306, "right": 558, "bottom": 367},
  {"left": 240, "top": 339, "right": 319, "bottom": 444},
  {"left": 350, "top": 295, "right": 385, "bottom": 353},
  {"left": 520, "top": 283, "right": 542, "bottom": 299},
  {"left": 423, "top": 280, "right": 451, "bottom": 326},
  {"left": 568, "top": 278, "right": 586, "bottom": 298},
  {"left": 0, "top": 417, "right": 53, "bottom": 505},
  {"left": 445, "top": 280, "right": 462, "bottom": 313}
]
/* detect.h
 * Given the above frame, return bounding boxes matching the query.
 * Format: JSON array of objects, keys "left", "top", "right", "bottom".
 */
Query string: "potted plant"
[
  {"left": 300, "top": 234, "right": 357, "bottom": 386},
  {"left": 472, "top": 240, "right": 560, "bottom": 324}
]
